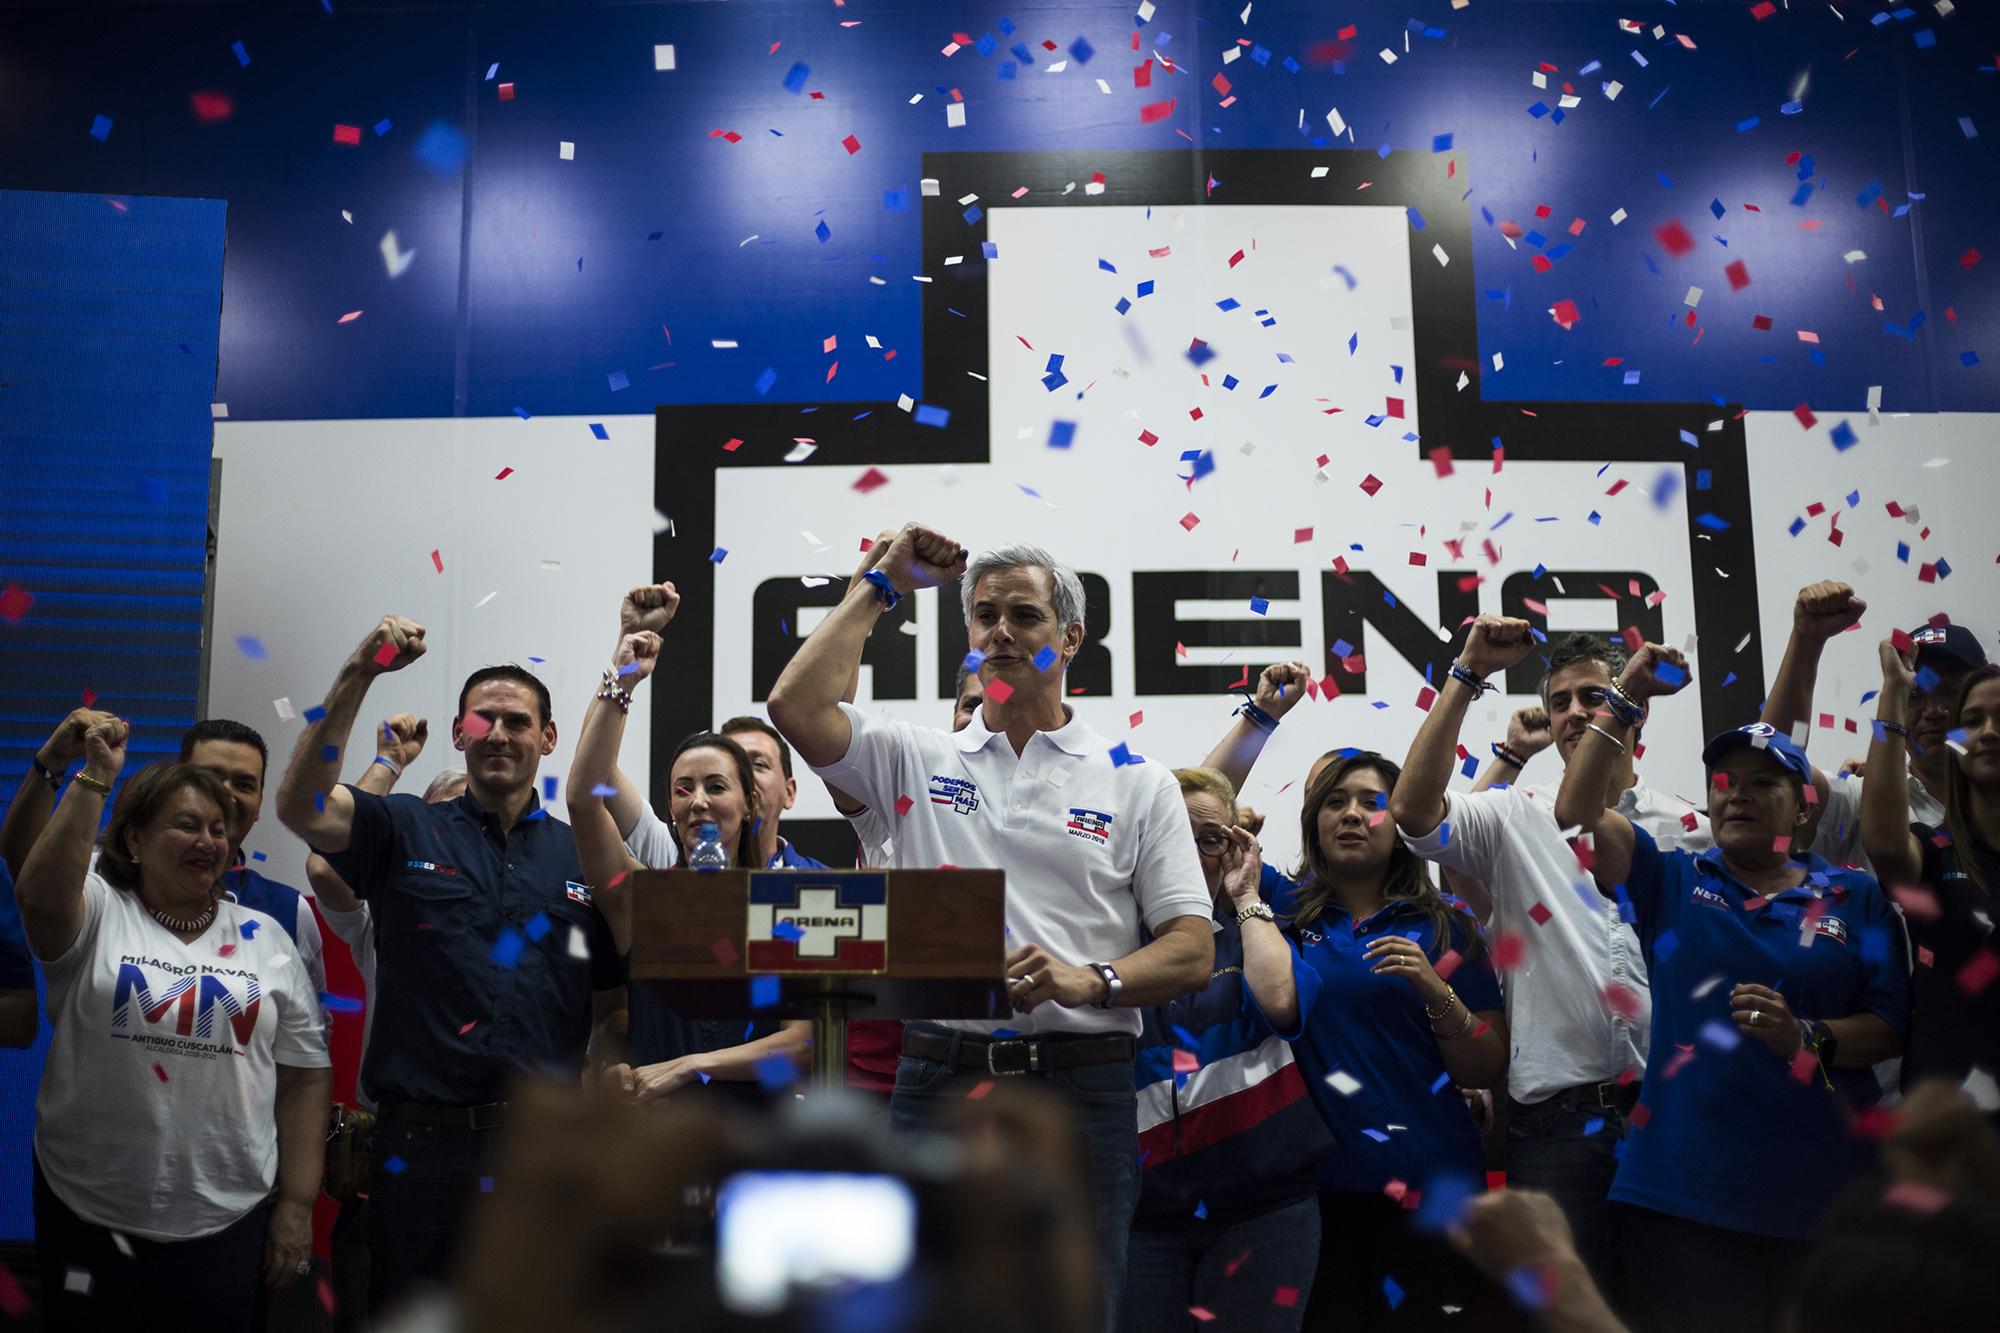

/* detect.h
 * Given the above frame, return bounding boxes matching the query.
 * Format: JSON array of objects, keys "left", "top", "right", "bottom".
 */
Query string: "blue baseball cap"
[
  {"left": 1907, "top": 622, "right": 1987, "bottom": 673},
  {"left": 1701, "top": 723, "right": 1812, "bottom": 783}
]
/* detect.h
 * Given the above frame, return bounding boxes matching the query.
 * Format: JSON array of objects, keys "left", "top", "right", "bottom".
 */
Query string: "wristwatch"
[
  {"left": 1235, "top": 901, "right": 1277, "bottom": 926},
  {"left": 1810, "top": 1019, "right": 1839, "bottom": 1069},
  {"left": 1089, "top": 962, "right": 1122, "bottom": 1008}
]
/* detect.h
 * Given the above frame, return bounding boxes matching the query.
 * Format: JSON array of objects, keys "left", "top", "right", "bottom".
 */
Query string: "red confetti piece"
[
  {"left": 191, "top": 91, "right": 234, "bottom": 123},
  {"left": 1961, "top": 247, "right": 1982, "bottom": 269},
  {"left": 842, "top": 133, "right": 861, "bottom": 154},
  {"left": 1179, "top": 512, "right": 1201, "bottom": 531},
  {"left": 1490, "top": 932, "right": 1526, "bottom": 970},
  {"left": 0, "top": 584, "right": 34, "bottom": 623},
  {"left": 316, "top": 1276, "right": 336, "bottom": 1314},
  {"left": 1273, "top": 1286, "right": 1300, "bottom": 1308},
  {"left": 459, "top": 1020, "right": 478, "bottom": 1035},
  {"left": 1358, "top": 474, "right": 1383, "bottom": 496},
  {"left": 1752, "top": 314, "right": 1773, "bottom": 331},
  {"left": 1789, "top": 1048, "right": 1820, "bottom": 1084},
  {"left": 1408, "top": 551, "right": 1428, "bottom": 567},
  {"left": 498, "top": 83, "right": 515, "bottom": 101},
  {"left": 1628, "top": 1103, "right": 1651, "bottom": 1129},
  {"left": 1189, "top": 1309, "right": 1217, "bottom": 1324},
  {"left": 337, "top": 310, "right": 364, "bottom": 324},
  {"left": 1957, "top": 949, "right": 1998, "bottom": 997},
  {"left": 708, "top": 936, "right": 739, "bottom": 967},
  {"left": 1750, "top": 0, "right": 1776, "bottom": 17},
  {"left": 1227, "top": 247, "right": 1245, "bottom": 267},
  {"left": 0, "top": 1266, "right": 27, "bottom": 1320},
  {"left": 332, "top": 124, "right": 361, "bottom": 144},
  {"left": 1550, "top": 298, "right": 1580, "bottom": 328},
  {"left": 372, "top": 642, "right": 400, "bottom": 667},
  {"left": 1725, "top": 260, "right": 1750, "bottom": 290},
  {"left": 709, "top": 129, "right": 743, "bottom": 143},
  {"left": 1793, "top": 402, "right": 1817, "bottom": 429},
  {"left": 1527, "top": 902, "right": 1553, "bottom": 926},
  {"left": 1653, "top": 220, "right": 1695, "bottom": 256},
  {"left": 984, "top": 678, "right": 1015, "bottom": 706},
  {"left": 852, "top": 466, "right": 889, "bottom": 493},
  {"left": 722, "top": 437, "right": 743, "bottom": 452},
  {"left": 217, "top": 943, "right": 237, "bottom": 957},
  {"left": 1138, "top": 428, "right": 1159, "bottom": 446},
  {"left": 152, "top": 1063, "right": 170, "bottom": 1083},
  {"left": 1602, "top": 982, "right": 1643, "bottom": 1020},
  {"left": 430, "top": 548, "right": 444, "bottom": 573},
  {"left": 1129, "top": 711, "right": 1144, "bottom": 727},
  {"left": 1188, "top": 406, "right": 1204, "bottom": 421},
  {"left": 1385, "top": 396, "right": 1405, "bottom": 419},
  {"left": 1140, "top": 98, "right": 1177, "bottom": 124},
  {"left": 1172, "top": 1048, "right": 1200, "bottom": 1073},
  {"left": 966, "top": 1079, "right": 996, "bottom": 1100},
  {"left": 1415, "top": 685, "right": 1438, "bottom": 711},
  {"left": 894, "top": 795, "right": 914, "bottom": 817},
  {"left": 1434, "top": 948, "right": 1462, "bottom": 981},
  {"left": 494, "top": 467, "right": 513, "bottom": 480}
]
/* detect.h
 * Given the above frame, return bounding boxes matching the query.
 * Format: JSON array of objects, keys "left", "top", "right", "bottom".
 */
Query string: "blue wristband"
[
  {"left": 1235, "top": 698, "right": 1279, "bottom": 734},
  {"left": 1448, "top": 661, "right": 1497, "bottom": 697},
  {"left": 861, "top": 569, "right": 903, "bottom": 610}
]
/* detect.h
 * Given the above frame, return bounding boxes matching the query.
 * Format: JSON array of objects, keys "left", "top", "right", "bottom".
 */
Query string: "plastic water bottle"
[{"left": 689, "top": 821, "right": 729, "bottom": 871}]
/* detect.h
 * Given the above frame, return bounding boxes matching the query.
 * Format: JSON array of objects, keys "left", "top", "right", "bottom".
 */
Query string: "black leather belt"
[
  {"left": 902, "top": 1027, "right": 1136, "bottom": 1076},
  {"left": 378, "top": 1101, "right": 508, "bottom": 1131},
  {"left": 1545, "top": 1081, "right": 1641, "bottom": 1113}
]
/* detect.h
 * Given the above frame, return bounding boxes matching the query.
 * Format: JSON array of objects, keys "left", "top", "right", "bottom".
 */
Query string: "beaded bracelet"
[
  {"left": 1492, "top": 742, "right": 1530, "bottom": 768},
  {"left": 1600, "top": 682, "right": 1647, "bottom": 728},
  {"left": 597, "top": 668, "right": 634, "bottom": 716},
  {"left": 1448, "top": 661, "right": 1497, "bottom": 697}
]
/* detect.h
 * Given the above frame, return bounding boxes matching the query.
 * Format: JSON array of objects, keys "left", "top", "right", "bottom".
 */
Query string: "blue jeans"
[
  {"left": 890, "top": 1027, "right": 1141, "bottom": 1329},
  {"left": 1122, "top": 1193, "right": 1319, "bottom": 1333},
  {"left": 1505, "top": 1090, "right": 1632, "bottom": 1294}
]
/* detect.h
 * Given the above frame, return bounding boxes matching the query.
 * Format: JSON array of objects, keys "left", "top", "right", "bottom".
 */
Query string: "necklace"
[{"left": 147, "top": 897, "right": 218, "bottom": 933}]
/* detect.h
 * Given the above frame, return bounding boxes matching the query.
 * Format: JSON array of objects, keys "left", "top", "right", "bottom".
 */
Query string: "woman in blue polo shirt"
[
  {"left": 1557, "top": 650, "right": 1908, "bottom": 1333},
  {"left": 1280, "top": 751, "right": 1510, "bottom": 1331}
]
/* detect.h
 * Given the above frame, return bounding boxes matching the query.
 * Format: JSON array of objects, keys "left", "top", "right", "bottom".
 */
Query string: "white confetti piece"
[
  {"left": 210, "top": 402, "right": 229, "bottom": 418},
  {"left": 1327, "top": 106, "right": 1348, "bottom": 137},
  {"left": 568, "top": 926, "right": 590, "bottom": 960},
  {"left": 273, "top": 698, "right": 296, "bottom": 721},
  {"left": 1433, "top": 243, "right": 1449, "bottom": 267},
  {"left": 946, "top": 102, "right": 966, "bottom": 128},
  {"left": 1690, "top": 973, "right": 1727, "bottom": 1000},
  {"left": 540, "top": 559, "right": 563, "bottom": 571},
  {"left": 920, "top": 178, "right": 940, "bottom": 196},
  {"left": 800, "top": 576, "right": 831, "bottom": 588},
  {"left": 711, "top": 339, "right": 739, "bottom": 349},
  {"left": 896, "top": 393, "right": 915, "bottom": 412},
  {"left": 475, "top": 590, "right": 499, "bottom": 608},
  {"left": 1684, "top": 286, "right": 1703, "bottom": 308},
  {"left": 783, "top": 441, "right": 818, "bottom": 462},
  {"left": 1327, "top": 1069, "right": 1364, "bottom": 1096},
  {"left": 65, "top": 1268, "right": 92, "bottom": 1295},
  {"left": 653, "top": 44, "right": 676, "bottom": 71},
  {"left": 1491, "top": 352, "right": 1505, "bottom": 372},
  {"left": 558, "top": 140, "right": 574, "bottom": 160},
  {"left": 1610, "top": 207, "right": 1628, "bottom": 225}
]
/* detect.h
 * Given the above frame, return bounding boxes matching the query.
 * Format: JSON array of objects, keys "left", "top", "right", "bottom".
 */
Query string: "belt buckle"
[{"left": 985, "top": 1039, "right": 1040, "bottom": 1076}]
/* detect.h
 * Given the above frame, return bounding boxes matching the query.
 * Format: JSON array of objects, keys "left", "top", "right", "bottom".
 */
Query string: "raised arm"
[
  {"left": 1760, "top": 581, "right": 1866, "bottom": 793},
  {"left": 0, "top": 708, "right": 116, "bottom": 880},
  {"left": 596, "top": 584, "right": 681, "bottom": 837},
  {"left": 307, "top": 715, "right": 419, "bottom": 913},
  {"left": 1390, "top": 615, "right": 1539, "bottom": 838},
  {"left": 15, "top": 716, "right": 126, "bottom": 959},
  {"left": 1860, "top": 637, "right": 1925, "bottom": 884},
  {"left": 1471, "top": 706, "right": 1551, "bottom": 793},
  {"left": 1200, "top": 661, "right": 1315, "bottom": 797},
  {"left": 1553, "top": 642, "right": 1689, "bottom": 889},
  {"left": 827, "top": 533, "right": 898, "bottom": 816},
  {"left": 275, "top": 615, "right": 427, "bottom": 854},
  {"left": 1216, "top": 828, "right": 1300, "bottom": 1029},
  {"left": 768, "top": 522, "right": 967, "bottom": 769},
  {"left": 569, "top": 631, "right": 657, "bottom": 951}
]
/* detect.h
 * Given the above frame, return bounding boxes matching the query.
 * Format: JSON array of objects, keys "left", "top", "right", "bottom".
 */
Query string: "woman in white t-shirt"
[{"left": 14, "top": 718, "right": 331, "bottom": 1332}]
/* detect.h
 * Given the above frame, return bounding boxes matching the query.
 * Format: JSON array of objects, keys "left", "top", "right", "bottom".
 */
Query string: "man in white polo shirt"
[
  {"left": 1389, "top": 617, "right": 1711, "bottom": 1294},
  {"left": 769, "top": 523, "right": 1213, "bottom": 1324}
]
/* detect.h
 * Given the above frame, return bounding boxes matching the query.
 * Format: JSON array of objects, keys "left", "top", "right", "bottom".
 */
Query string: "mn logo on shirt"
[
  {"left": 113, "top": 961, "right": 262, "bottom": 1045},
  {"left": 928, "top": 774, "right": 980, "bottom": 814},
  {"left": 1065, "top": 808, "right": 1114, "bottom": 846}
]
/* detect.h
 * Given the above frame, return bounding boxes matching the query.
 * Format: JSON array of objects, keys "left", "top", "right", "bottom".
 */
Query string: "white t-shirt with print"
[
  {"left": 34, "top": 874, "right": 330, "bottom": 1240},
  {"left": 809, "top": 701, "right": 1212, "bottom": 1038}
]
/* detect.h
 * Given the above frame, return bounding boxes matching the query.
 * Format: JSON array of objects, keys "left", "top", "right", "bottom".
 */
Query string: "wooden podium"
[{"left": 627, "top": 868, "right": 1009, "bottom": 1090}]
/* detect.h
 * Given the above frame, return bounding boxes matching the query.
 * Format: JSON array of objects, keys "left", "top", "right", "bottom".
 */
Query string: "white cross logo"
[{"left": 775, "top": 887, "right": 864, "bottom": 959}]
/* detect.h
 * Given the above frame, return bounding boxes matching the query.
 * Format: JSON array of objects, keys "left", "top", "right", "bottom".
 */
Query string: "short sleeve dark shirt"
[
  {"left": 317, "top": 785, "right": 623, "bottom": 1105},
  {"left": 1907, "top": 823, "right": 2000, "bottom": 1093}
]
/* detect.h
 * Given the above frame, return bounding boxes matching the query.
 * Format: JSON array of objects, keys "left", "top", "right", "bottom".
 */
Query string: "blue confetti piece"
[
  {"left": 313, "top": 792, "right": 327, "bottom": 813},
  {"left": 413, "top": 121, "right": 469, "bottom": 175},
  {"left": 914, "top": 403, "right": 950, "bottom": 428},
  {"left": 236, "top": 635, "right": 269, "bottom": 660},
  {"left": 1412, "top": 1172, "right": 1477, "bottom": 1234},
  {"left": 754, "top": 366, "right": 777, "bottom": 396},
  {"left": 1431, "top": 1070, "right": 1452, "bottom": 1094},
  {"left": 491, "top": 929, "right": 526, "bottom": 969},
  {"left": 782, "top": 62, "right": 811, "bottom": 94},
  {"left": 963, "top": 204, "right": 983, "bottom": 225},
  {"left": 1136, "top": 279, "right": 1156, "bottom": 298},
  {"left": 1362, "top": 1127, "right": 1391, "bottom": 1142},
  {"left": 374, "top": 119, "right": 393, "bottom": 137},
  {"left": 1033, "top": 645, "right": 1058, "bottom": 671},
  {"left": 1736, "top": 116, "right": 1760, "bottom": 133},
  {"left": 1249, "top": 596, "right": 1270, "bottom": 616},
  {"left": 1407, "top": 207, "right": 1426, "bottom": 232},
  {"left": 1698, "top": 1019, "right": 1740, "bottom": 1051},
  {"left": 750, "top": 975, "right": 781, "bottom": 1009},
  {"left": 607, "top": 370, "right": 629, "bottom": 392},
  {"left": 89, "top": 114, "right": 112, "bottom": 142},
  {"left": 320, "top": 744, "right": 341, "bottom": 765},
  {"left": 1914, "top": 28, "right": 1935, "bottom": 49},
  {"left": 1961, "top": 350, "right": 1981, "bottom": 368},
  {"left": 383, "top": 1155, "right": 407, "bottom": 1176},
  {"left": 321, "top": 992, "right": 364, "bottom": 1014},
  {"left": 982, "top": 240, "right": 998, "bottom": 260},
  {"left": 1384, "top": 1276, "right": 1405, "bottom": 1309},
  {"left": 1653, "top": 661, "right": 1687, "bottom": 688},
  {"left": 771, "top": 919, "right": 805, "bottom": 942},
  {"left": 1048, "top": 420, "right": 1076, "bottom": 449},
  {"left": 756, "top": 1053, "right": 797, "bottom": 1090},
  {"left": 1829, "top": 420, "right": 1857, "bottom": 451},
  {"left": 1109, "top": 743, "right": 1142, "bottom": 768},
  {"left": 1505, "top": 1267, "right": 1548, "bottom": 1310},
  {"left": 1114, "top": 297, "right": 1132, "bottom": 316},
  {"left": 1655, "top": 928, "right": 1677, "bottom": 961},
  {"left": 976, "top": 33, "right": 997, "bottom": 57},
  {"left": 232, "top": 40, "right": 250, "bottom": 66},
  {"left": 709, "top": 547, "right": 728, "bottom": 564},
  {"left": 303, "top": 705, "right": 327, "bottom": 723},
  {"left": 962, "top": 649, "right": 987, "bottom": 672},
  {"left": 1215, "top": 297, "right": 1240, "bottom": 312},
  {"left": 589, "top": 422, "right": 608, "bottom": 440},
  {"left": 997, "top": 16, "right": 1016, "bottom": 35},
  {"left": 1787, "top": 516, "right": 1807, "bottom": 538},
  {"left": 524, "top": 911, "right": 551, "bottom": 942},
  {"left": 814, "top": 219, "right": 831, "bottom": 245},
  {"left": 240, "top": 919, "right": 261, "bottom": 939},
  {"left": 512, "top": 406, "right": 532, "bottom": 420},
  {"left": 1098, "top": 258, "right": 1117, "bottom": 273},
  {"left": 1694, "top": 512, "right": 1729, "bottom": 531},
  {"left": 1431, "top": 132, "right": 1453, "bottom": 152},
  {"left": 1068, "top": 35, "right": 1095, "bottom": 64},
  {"left": 250, "top": 851, "right": 266, "bottom": 862},
  {"left": 1914, "top": 664, "right": 1941, "bottom": 693}
]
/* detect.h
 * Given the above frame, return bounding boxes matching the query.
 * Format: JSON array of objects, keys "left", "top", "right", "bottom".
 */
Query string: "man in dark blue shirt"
[{"left": 276, "top": 613, "right": 625, "bottom": 1314}]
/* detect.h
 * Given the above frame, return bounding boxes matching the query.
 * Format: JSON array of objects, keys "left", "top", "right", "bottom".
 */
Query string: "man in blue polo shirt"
[
  {"left": 276, "top": 613, "right": 625, "bottom": 1314},
  {"left": 1559, "top": 676, "right": 1909, "bottom": 1333}
]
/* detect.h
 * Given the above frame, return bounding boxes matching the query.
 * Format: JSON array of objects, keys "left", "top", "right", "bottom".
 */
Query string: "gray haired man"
[{"left": 769, "top": 524, "right": 1213, "bottom": 1328}]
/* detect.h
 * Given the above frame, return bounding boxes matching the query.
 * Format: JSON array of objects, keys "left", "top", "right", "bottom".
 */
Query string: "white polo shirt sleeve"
[
  {"left": 810, "top": 702, "right": 922, "bottom": 814},
  {"left": 1401, "top": 787, "right": 1510, "bottom": 880},
  {"left": 1131, "top": 767, "right": 1215, "bottom": 931}
]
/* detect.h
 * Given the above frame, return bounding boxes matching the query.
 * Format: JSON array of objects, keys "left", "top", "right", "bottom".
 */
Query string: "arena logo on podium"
[{"left": 746, "top": 873, "right": 889, "bottom": 973}]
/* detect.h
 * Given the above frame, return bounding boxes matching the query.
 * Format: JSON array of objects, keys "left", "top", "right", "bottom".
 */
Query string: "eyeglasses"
[{"left": 1194, "top": 833, "right": 1230, "bottom": 856}]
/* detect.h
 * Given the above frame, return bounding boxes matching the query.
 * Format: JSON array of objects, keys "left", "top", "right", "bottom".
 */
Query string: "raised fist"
[
  {"left": 377, "top": 714, "right": 430, "bottom": 768},
  {"left": 1878, "top": 637, "right": 1916, "bottom": 700},
  {"left": 1460, "top": 615, "right": 1538, "bottom": 678},
  {"left": 356, "top": 615, "right": 426, "bottom": 676},
  {"left": 613, "top": 632, "right": 664, "bottom": 686},
  {"left": 1505, "top": 706, "right": 1553, "bottom": 757},
  {"left": 1254, "top": 661, "right": 1316, "bottom": 720},
  {"left": 1618, "top": 642, "right": 1692, "bottom": 703},
  {"left": 874, "top": 523, "right": 968, "bottom": 597},
  {"left": 1448, "top": 1189, "right": 1581, "bottom": 1282},
  {"left": 38, "top": 707, "right": 118, "bottom": 771},
  {"left": 82, "top": 716, "right": 130, "bottom": 778},
  {"left": 619, "top": 583, "right": 680, "bottom": 638},
  {"left": 846, "top": 529, "right": 899, "bottom": 597},
  {"left": 1793, "top": 581, "right": 1866, "bottom": 643}
]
